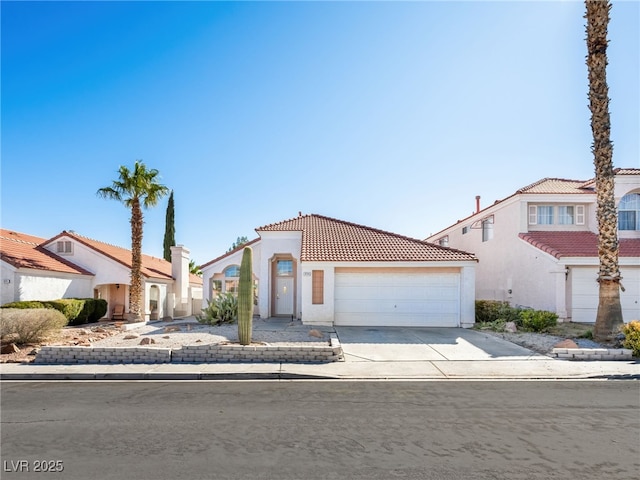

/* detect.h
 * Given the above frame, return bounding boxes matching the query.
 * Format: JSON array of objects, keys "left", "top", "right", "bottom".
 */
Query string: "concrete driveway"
[{"left": 335, "top": 326, "right": 544, "bottom": 362}]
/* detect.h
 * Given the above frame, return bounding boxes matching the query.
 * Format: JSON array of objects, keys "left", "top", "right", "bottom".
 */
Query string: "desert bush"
[
  {"left": 475, "top": 318, "right": 507, "bottom": 332},
  {"left": 518, "top": 309, "right": 558, "bottom": 332},
  {"left": 475, "top": 300, "right": 523, "bottom": 324},
  {"left": 620, "top": 320, "right": 640, "bottom": 357},
  {"left": 197, "top": 293, "right": 238, "bottom": 326},
  {"left": 0, "top": 308, "right": 68, "bottom": 345}
]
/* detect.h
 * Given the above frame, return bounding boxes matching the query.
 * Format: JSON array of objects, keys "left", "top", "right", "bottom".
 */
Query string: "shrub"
[
  {"left": 475, "top": 300, "right": 523, "bottom": 324},
  {"left": 1, "top": 301, "right": 48, "bottom": 310},
  {"left": 91, "top": 299, "right": 108, "bottom": 322},
  {"left": 519, "top": 309, "right": 558, "bottom": 333},
  {"left": 72, "top": 298, "right": 95, "bottom": 325},
  {"left": 42, "top": 299, "right": 84, "bottom": 324},
  {"left": 0, "top": 308, "right": 67, "bottom": 345},
  {"left": 620, "top": 320, "right": 640, "bottom": 357},
  {"left": 197, "top": 293, "right": 238, "bottom": 326}
]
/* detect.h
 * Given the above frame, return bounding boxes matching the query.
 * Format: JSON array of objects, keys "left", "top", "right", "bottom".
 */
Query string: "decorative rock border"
[
  {"left": 35, "top": 335, "right": 343, "bottom": 364},
  {"left": 551, "top": 347, "right": 633, "bottom": 361}
]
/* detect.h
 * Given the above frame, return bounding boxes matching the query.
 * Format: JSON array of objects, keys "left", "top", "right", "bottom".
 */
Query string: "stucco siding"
[{"left": 14, "top": 271, "right": 92, "bottom": 302}]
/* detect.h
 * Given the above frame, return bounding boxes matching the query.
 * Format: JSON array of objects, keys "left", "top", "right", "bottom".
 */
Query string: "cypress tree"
[{"left": 163, "top": 190, "right": 175, "bottom": 262}]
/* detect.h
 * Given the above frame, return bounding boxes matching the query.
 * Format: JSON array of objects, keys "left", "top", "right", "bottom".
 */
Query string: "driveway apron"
[{"left": 335, "top": 327, "right": 544, "bottom": 362}]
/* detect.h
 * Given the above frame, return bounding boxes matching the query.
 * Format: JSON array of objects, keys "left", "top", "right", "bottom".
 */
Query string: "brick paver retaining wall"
[
  {"left": 35, "top": 337, "right": 343, "bottom": 364},
  {"left": 551, "top": 347, "right": 633, "bottom": 361}
]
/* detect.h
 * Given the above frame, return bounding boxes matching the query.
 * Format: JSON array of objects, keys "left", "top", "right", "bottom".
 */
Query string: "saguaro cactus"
[{"left": 237, "top": 247, "right": 253, "bottom": 345}]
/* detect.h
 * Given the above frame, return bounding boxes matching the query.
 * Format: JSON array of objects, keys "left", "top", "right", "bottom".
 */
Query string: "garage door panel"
[
  {"left": 571, "top": 267, "right": 640, "bottom": 323},
  {"left": 334, "top": 271, "right": 460, "bottom": 327}
]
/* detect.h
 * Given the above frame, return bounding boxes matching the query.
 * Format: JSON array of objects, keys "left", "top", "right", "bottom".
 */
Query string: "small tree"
[
  {"left": 237, "top": 247, "right": 253, "bottom": 345},
  {"left": 163, "top": 190, "right": 176, "bottom": 262},
  {"left": 227, "top": 236, "right": 249, "bottom": 252}
]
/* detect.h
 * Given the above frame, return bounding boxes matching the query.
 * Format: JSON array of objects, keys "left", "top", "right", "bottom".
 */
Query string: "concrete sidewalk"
[{"left": 1, "top": 326, "right": 638, "bottom": 381}]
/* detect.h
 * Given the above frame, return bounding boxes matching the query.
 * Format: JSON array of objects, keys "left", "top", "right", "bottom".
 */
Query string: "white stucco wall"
[
  {"left": 428, "top": 196, "right": 567, "bottom": 316},
  {"left": 257, "top": 232, "right": 302, "bottom": 319},
  {"left": 43, "top": 237, "right": 131, "bottom": 287},
  {"left": 1, "top": 262, "right": 18, "bottom": 305},
  {"left": 201, "top": 242, "right": 263, "bottom": 306},
  {"left": 13, "top": 270, "right": 93, "bottom": 302},
  {"left": 300, "top": 263, "right": 336, "bottom": 325}
]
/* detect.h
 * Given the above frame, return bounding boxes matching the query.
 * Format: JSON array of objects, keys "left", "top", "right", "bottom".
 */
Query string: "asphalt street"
[{"left": 1, "top": 381, "right": 638, "bottom": 480}]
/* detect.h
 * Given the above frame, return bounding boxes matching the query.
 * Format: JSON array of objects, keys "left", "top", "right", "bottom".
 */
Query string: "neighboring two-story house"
[
  {"left": 426, "top": 168, "right": 640, "bottom": 323},
  {"left": 1, "top": 229, "right": 202, "bottom": 321}
]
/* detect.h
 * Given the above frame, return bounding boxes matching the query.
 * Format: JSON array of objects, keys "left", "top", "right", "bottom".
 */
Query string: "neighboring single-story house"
[
  {"left": 0, "top": 228, "right": 202, "bottom": 320},
  {"left": 200, "top": 213, "right": 477, "bottom": 327},
  {"left": 426, "top": 168, "right": 640, "bottom": 323}
]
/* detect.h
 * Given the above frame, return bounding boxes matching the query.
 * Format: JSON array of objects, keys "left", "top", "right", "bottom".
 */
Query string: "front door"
[{"left": 275, "top": 277, "right": 294, "bottom": 316}]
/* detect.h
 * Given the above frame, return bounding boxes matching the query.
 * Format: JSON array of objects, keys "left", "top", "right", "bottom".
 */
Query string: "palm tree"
[
  {"left": 97, "top": 161, "right": 169, "bottom": 321},
  {"left": 189, "top": 260, "right": 202, "bottom": 276},
  {"left": 585, "top": 0, "right": 623, "bottom": 341}
]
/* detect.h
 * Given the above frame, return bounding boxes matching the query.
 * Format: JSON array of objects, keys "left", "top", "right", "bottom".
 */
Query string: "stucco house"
[
  {"left": 1, "top": 229, "right": 202, "bottom": 321},
  {"left": 426, "top": 168, "right": 640, "bottom": 323},
  {"left": 200, "top": 213, "right": 477, "bottom": 327}
]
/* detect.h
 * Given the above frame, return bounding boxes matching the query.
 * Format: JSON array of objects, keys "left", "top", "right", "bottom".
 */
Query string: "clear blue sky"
[{"left": 2, "top": 0, "right": 638, "bottom": 266}]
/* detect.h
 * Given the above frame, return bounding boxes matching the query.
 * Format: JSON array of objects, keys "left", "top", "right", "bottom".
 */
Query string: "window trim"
[
  {"left": 312, "top": 270, "right": 324, "bottom": 305},
  {"left": 56, "top": 240, "right": 73, "bottom": 255}
]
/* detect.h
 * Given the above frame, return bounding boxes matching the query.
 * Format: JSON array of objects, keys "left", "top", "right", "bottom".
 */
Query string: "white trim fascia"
[
  {"left": 429, "top": 195, "right": 521, "bottom": 239},
  {"left": 519, "top": 193, "right": 595, "bottom": 204},
  {"left": 302, "top": 260, "right": 477, "bottom": 269},
  {"left": 558, "top": 257, "right": 640, "bottom": 267},
  {"left": 14, "top": 267, "right": 93, "bottom": 280}
]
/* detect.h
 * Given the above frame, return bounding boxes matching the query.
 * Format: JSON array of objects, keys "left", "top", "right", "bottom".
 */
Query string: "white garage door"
[
  {"left": 571, "top": 266, "right": 640, "bottom": 323},
  {"left": 334, "top": 270, "right": 460, "bottom": 327}
]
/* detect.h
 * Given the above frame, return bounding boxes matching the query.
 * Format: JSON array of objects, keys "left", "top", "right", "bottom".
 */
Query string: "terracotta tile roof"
[
  {"left": 257, "top": 214, "right": 477, "bottom": 262},
  {"left": 46, "top": 232, "right": 202, "bottom": 284},
  {"left": 0, "top": 229, "right": 92, "bottom": 275},
  {"left": 516, "top": 178, "right": 593, "bottom": 194},
  {"left": 518, "top": 231, "right": 640, "bottom": 259}
]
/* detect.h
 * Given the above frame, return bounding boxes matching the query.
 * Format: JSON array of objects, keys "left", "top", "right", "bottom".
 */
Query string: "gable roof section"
[
  {"left": 257, "top": 214, "right": 476, "bottom": 262},
  {"left": 199, "top": 237, "right": 261, "bottom": 269},
  {"left": 0, "top": 229, "right": 92, "bottom": 275},
  {"left": 516, "top": 177, "right": 594, "bottom": 195},
  {"left": 519, "top": 231, "right": 640, "bottom": 259},
  {"left": 46, "top": 231, "right": 202, "bottom": 284}
]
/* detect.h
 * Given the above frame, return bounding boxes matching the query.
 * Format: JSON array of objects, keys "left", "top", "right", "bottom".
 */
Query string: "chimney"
[
  {"left": 171, "top": 245, "right": 190, "bottom": 314},
  {"left": 475, "top": 195, "right": 481, "bottom": 214}
]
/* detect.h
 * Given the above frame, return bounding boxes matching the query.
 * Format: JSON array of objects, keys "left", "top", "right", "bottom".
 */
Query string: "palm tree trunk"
[
  {"left": 129, "top": 198, "right": 144, "bottom": 321},
  {"left": 585, "top": 0, "right": 623, "bottom": 341}
]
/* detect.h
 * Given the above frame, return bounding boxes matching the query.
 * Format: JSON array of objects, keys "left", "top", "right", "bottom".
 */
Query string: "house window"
[
  {"left": 481, "top": 218, "right": 493, "bottom": 242},
  {"left": 312, "top": 270, "right": 324, "bottom": 305},
  {"left": 211, "top": 279, "right": 222, "bottom": 297},
  {"left": 619, "top": 193, "right": 640, "bottom": 230},
  {"left": 462, "top": 226, "right": 469, "bottom": 235},
  {"left": 56, "top": 241, "right": 72, "bottom": 254},
  {"left": 223, "top": 265, "right": 240, "bottom": 295},
  {"left": 536, "top": 206, "right": 554, "bottom": 225},
  {"left": 276, "top": 260, "right": 293, "bottom": 276},
  {"left": 529, "top": 205, "right": 585, "bottom": 226},
  {"left": 438, "top": 236, "right": 449, "bottom": 247},
  {"left": 558, "top": 206, "right": 574, "bottom": 225}
]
